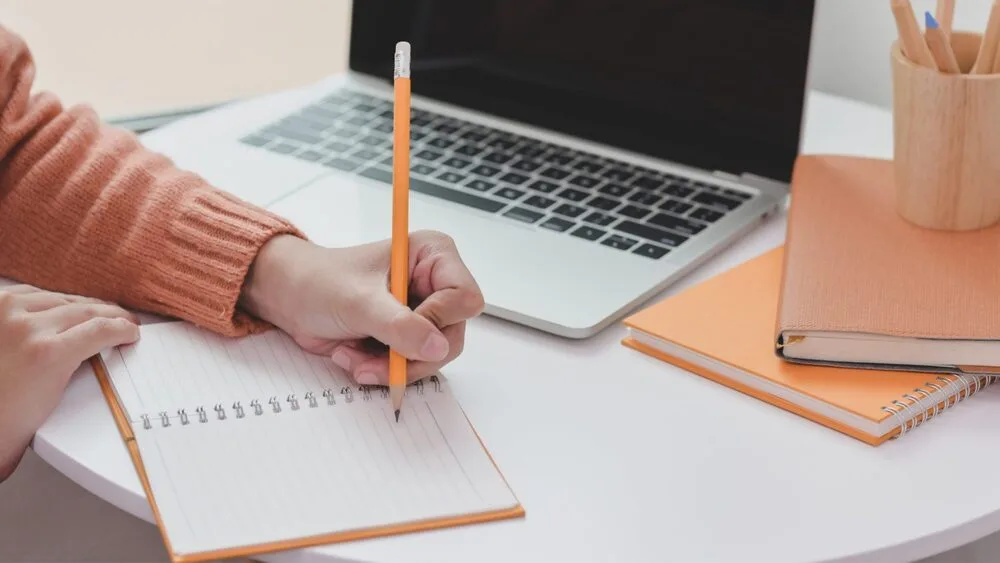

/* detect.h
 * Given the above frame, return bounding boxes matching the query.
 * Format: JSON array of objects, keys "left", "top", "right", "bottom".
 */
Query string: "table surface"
[{"left": 30, "top": 86, "right": 1000, "bottom": 563}]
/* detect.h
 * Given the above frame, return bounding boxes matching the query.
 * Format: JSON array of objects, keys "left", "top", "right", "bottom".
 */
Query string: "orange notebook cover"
[
  {"left": 776, "top": 154, "right": 1000, "bottom": 372},
  {"left": 622, "top": 246, "right": 993, "bottom": 445},
  {"left": 91, "top": 321, "right": 523, "bottom": 563}
]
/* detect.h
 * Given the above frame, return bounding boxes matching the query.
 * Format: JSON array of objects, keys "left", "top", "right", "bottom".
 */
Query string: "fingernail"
[
  {"left": 421, "top": 333, "right": 449, "bottom": 361},
  {"left": 356, "top": 371, "right": 379, "bottom": 385},
  {"left": 331, "top": 350, "right": 351, "bottom": 371}
]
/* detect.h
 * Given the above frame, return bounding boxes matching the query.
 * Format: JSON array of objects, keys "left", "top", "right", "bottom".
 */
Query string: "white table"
[{"left": 31, "top": 88, "right": 1000, "bottom": 563}]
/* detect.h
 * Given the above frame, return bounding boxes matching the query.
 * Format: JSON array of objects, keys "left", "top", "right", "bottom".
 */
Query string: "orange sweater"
[{"left": 0, "top": 27, "right": 302, "bottom": 336}]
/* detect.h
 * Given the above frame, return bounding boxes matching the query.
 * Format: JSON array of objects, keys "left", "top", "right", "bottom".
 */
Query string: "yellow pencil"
[
  {"left": 936, "top": 0, "right": 955, "bottom": 38},
  {"left": 390, "top": 41, "right": 411, "bottom": 422},
  {"left": 925, "top": 12, "right": 961, "bottom": 73},
  {"left": 972, "top": 0, "right": 1000, "bottom": 74},
  {"left": 891, "top": 0, "right": 937, "bottom": 69}
]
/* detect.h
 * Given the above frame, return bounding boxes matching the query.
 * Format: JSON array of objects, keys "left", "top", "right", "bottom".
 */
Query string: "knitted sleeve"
[{"left": 0, "top": 26, "right": 303, "bottom": 336}]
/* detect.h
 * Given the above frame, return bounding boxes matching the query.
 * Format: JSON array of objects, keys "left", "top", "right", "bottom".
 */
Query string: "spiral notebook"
[
  {"left": 91, "top": 321, "right": 523, "bottom": 563},
  {"left": 622, "top": 246, "right": 995, "bottom": 445}
]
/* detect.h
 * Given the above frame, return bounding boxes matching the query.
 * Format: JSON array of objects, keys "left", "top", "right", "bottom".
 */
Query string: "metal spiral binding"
[
  {"left": 137, "top": 375, "right": 444, "bottom": 430},
  {"left": 881, "top": 373, "right": 995, "bottom": 438}
]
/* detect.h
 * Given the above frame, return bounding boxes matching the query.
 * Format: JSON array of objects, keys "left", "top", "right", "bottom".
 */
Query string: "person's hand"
[
  {"left": 240, "top": 230, "right": 485, "bottom": 386},
  {"left": 0, "top": 285, "right": 139, "bottom": 481}
]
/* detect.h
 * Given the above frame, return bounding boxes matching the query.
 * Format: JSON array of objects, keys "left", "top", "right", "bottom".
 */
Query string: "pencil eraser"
[
  {"left": 926, "top": 11, "right": 939, "bottom": 29},
  {"left": 394, "top": 41, "right": 411, "bottom": 78}
]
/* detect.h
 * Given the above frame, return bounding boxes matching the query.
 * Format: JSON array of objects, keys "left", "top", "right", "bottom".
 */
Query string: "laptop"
[{"left": 139, "top": 0, "right": 816, "bottom": 338}]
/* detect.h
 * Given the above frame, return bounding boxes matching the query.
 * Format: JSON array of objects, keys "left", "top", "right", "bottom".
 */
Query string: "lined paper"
[{"left": 101, "top": 322, "right": 519, "bottom": 557}]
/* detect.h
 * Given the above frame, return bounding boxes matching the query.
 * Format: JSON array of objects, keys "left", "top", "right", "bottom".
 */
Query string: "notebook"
[
  {"left": 775, "top": 154, "right": 1000, "bottom": 373},
  {"left": 91, "top": 321, "right": 523, "bottom": 563},
  {"left": 621, "top": 245, "right": 995, "bottom": 445}
]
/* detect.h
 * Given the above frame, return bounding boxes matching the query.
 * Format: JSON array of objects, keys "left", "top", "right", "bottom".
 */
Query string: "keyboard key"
[
  {"left": 411, "top": 131, "right": 427, "bottom": 141},
  {"left": 280, "top": 115, "right": 328, "bottom": 132},
  {"left": 345, "top": 115, "right": 370, "bottom": 127},
  {"left": 322, "top": 157, "right": 361, "bottom": 171},
  {"left": 274, "top": 127, "right": 324, "bottom": 145},
  {"left": 416, "top": 150, "right": 443, "bottom": 161},
  {"left": 269, "top": 142, "right": 299, "bottom": 155},
  {"left": 540, "top": 217, "right": 574, "bottom": 232},
  {"left": 322, "top": 140, "right": 352, "bottom": 153},
  {"left": 294, "top": 150, "right": 325, "bottom": 162},
  {"left": 443, "top": 157, "right": 472, "bottom": 169},
  {"left": 553, "top": 203, "right": 587, "bottom": 218},
  {"left": 483, "top": 152, "right": 514, "bottom": 164},
  {"left": 558, "top": 188, "right": 590, "bottom": 202},
  {"left": 633, "top": 243, "right": 670, "bottom": 259},
  {"left": 723, "top": 188, "right": 753, "bottom": 201},
  {"left": 584, "top": 212, "right": 616, "bottom": 227},
  {"left": 540, "top": 167, "right": 571, "bottom": 180},
  {"left": 528, "top": 180, "right": 559, "bottom": 193},
  {"left": 603, "top": 167, "right": 634, "bottom": 182},
  {"left": 437, "top": 171, "right": 466, "bottom": 184},
  {"left": 470, "top": 164, "right": 501, "bottom": 177},
  {"left": 454, "top": 144, "right": 482, "bottom": 157},
  {"left": 351, "top": 148, "right": 381, "bottom": 161},
  {"left": 486, "top": 137, "right": 517, "bottom": 150},
  {"left": 427, "top": 137, "right": 454, "bottom": 149},
  {"left": 599, "top": 183, "right": 630, "bottom": 197},
  {"left": 466, "top": 179, "right": 496, "bottom": 192},
  {"left": 433, "top": 123, "right": 460, "bottom": 134},
  {"left": 633, "top": 175, "right": 664, "bottom": 190},
  {"left": 587, "top": 197, "right": 620, "bottom": 211},
  {"left": 359, "top": 135, "right": 386, "bottom": 147},
  {"left": 373, "top": 121, "right": 393, "bottom": 133},
  {"left": 359, "top": 167, "right": 505, "bottom": 213},
  {"left": 692, "top": 191, "right": 741, "bottom": 211},
  {"left": 510, "top": 159, "right": 542, "bottom": 172},
  {"left": 573, "top": 160, "right": 605, "bottom": 174},
  {"left": 331, "top": 126, "right": 359, "bottom": 139},
  {"left": 499, "top": 172, "right": 530, "bottom": 185},
  {"left": 503, "top": 207, "right": 544, "bottom": 224},
  {"left": 525, "top": 195, "right": 557, "bottom": 209},
  {"left": 648, "top": 213, "right": 706, "bottom": 235},
  {"left": 628, "top": 192, "right": 662, "bottom": 206},
  {"left": 659, "top": 199, "right": 693, "bottom": 214},
  {"left": 571, "top": 226, "right": 606, "bottom": 241},
  {"left": 690, "top": 206, "right": 725, "bottom": 223},
  {"left": 601, "top": 234, "right": 639, "bottom": 251},
  {"left": 412, "top": 116, "right": 433, "bottom": 127},
  {"left": 546, "top": 153, "right": 575, "bottom": 166},
  {"left": 496, "top": 187, "right": 526, "bottom": 200},
  {"left": 619, "top": 205, "right": 651, "bottom": 219},
  {"left": 569, "top": 175, "right": 600, "bottom": 189},
  {"left": 412, "top": 164, "right": 436, "bottom": 176},
  {"left": 515, "top": 145, "right": 548, "bottom": 159},
  {"left": 663, "top": 183, "right": 695, "bottom": 198},
  {"left": 241, "top": 134, "right": 270, "bottom": 147},
  {"left": 615, "top": 220, "right": 688, "bottom": 247},
  {"left": 460, "top": 130, "right": 489, "bottom": 143},
  {"left": 354, "top": 103, "right": 376, "bottom": 113}
]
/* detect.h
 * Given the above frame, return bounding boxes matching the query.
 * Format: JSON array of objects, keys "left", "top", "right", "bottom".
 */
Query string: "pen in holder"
[{"left": 892, "top": 31, "right": 1000, "bottom": 231}]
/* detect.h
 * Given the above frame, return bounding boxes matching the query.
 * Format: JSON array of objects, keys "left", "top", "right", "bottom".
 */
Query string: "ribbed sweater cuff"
[{"left": 139, "top": 190, "right": 304, "bottom": 337}]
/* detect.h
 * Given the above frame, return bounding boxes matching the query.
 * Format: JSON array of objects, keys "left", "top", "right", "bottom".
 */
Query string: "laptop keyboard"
[{"left": 239, "top": 89, "right": 754, "bottom": 260}]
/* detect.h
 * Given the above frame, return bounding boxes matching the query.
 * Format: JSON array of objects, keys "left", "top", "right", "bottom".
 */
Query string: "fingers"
[
  {"left": 352, "top": 291, "right": 450, "bottom": 363},
  {"left": 331, "top": 321, "right": 465, "bottom": 385},
  {"left": 32, "top": 302, "right": 139, "bottom": 332},
  {"left": 408, "top": 231, "right": 485, "bottom": 328},
  {"left": 57, "top": 316, "right": 140, "bottom": 359}
]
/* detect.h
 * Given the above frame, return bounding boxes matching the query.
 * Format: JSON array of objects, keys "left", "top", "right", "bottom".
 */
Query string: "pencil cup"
[{"left": 891, "top": 31, "right": 1000, "bottom": 231}]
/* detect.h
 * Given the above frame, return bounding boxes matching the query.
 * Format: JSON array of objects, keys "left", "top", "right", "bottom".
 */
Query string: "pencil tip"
[
  {"left": 926, "top": 11, "right": 939, "bottom": 29},
  {"left": 394, "top": 409, "right": 401, "bottom": 422}
]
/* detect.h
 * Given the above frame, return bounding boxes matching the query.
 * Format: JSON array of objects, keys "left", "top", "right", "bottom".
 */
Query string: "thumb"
[{"left": 356, "top": 293, "right": 450, "bottom": 362}]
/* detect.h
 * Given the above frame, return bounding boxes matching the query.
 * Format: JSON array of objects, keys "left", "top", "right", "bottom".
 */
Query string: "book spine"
[
  {"left": 137, "top": 376, "right": 443, "bottom": 430},
  {"left": 882, "top": 373, "right": 995, "bottom": 438}
]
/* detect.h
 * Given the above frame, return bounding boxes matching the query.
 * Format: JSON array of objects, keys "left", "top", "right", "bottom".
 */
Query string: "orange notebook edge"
[
  {"left": 616, "top": 337, "right": 894, "bottom": 446},
  {"left": 88, "top": 355, "right": 524, "bottom": 563}
]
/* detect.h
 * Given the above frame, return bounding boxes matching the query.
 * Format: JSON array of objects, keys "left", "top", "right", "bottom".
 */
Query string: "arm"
[{"left": 0, "top": 25, "right": 302, "bottom": 336}]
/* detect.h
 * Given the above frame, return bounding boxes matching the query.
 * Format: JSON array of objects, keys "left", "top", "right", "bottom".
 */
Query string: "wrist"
[{"left": 240, "top": 234, "right": 311, "bottom": 329}]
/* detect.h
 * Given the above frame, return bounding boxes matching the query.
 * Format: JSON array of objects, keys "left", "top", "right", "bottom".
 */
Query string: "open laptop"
[{"left": 138, "top": 0, "right": 816, "bottom": 338}]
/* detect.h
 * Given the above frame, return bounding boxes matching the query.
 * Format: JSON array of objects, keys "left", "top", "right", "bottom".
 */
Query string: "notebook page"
[{"left": 101, "top": 322, "right": 519, "bottom": 557}]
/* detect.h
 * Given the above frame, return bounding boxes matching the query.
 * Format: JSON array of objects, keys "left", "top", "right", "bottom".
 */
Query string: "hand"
[
  {"left": 241, "top": 230, "right": 485, "bottom": 386},
  {"left": 0, "top": 285, "right": 139, "bottom": 481}
]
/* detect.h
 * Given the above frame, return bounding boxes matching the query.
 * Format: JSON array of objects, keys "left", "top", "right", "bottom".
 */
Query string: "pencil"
[
  {"left": 925, "top": 12, "right": 961, "bottom": 73},
  {"left": 972, "top": 0, "right": 1000, "bottom": 74},
  {"left": 891, "top": 0, "right": 937, "bottom": 69},
  {"left": 936, "top": 0, "right": 955, "bottom": 38},
  {"left": 390, "top": 40, "right": 411, "bottom": 422}
]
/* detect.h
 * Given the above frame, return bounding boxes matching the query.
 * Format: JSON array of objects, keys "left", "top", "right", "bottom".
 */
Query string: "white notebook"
[{"left": 92, "top": 321, "right": 523, "bottom": 563}]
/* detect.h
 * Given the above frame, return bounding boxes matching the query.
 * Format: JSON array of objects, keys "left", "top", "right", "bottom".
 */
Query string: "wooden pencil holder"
[{"left": 891, "top": 31, "right": 1000, "bottom": 231}]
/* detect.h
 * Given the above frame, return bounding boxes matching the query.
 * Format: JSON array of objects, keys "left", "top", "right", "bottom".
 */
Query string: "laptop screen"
[{"left": 349, "top": 1, "right": 815, "bottom": 183}]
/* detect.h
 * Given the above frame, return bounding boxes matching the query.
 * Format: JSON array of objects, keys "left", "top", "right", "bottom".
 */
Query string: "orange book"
[
  {"left": 622, "top": 246, "right": 993, "bottom": 445},
  {"left": 91, "top": 321, "right": 523, "bottom": 563},
  {"left": 775, "top": 155, "right": 1000, "bottom": 373}
]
